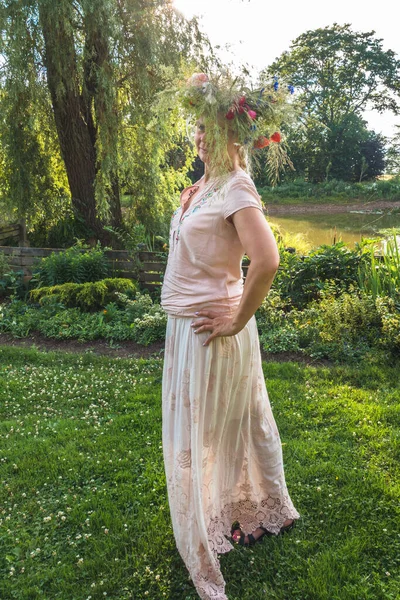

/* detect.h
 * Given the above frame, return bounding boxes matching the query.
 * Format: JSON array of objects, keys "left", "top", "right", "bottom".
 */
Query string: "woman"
[{"left": 160, "top": 73, "right": 299, "bottom": 600}]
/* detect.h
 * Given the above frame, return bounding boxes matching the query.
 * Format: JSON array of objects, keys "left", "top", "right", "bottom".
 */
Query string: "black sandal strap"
[
  {"left": 238, "top": 531, "right": 246, "bottom": 546},
  {"left": 280, "top": 520, "right": 295, "bottom": 534}
]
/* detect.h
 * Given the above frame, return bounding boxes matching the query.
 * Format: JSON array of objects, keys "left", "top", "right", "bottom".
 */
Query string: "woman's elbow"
[
  {"left": 263, "top": 249, "right": 280, "bottom": 274},
  {"left": 251, "top": 255, "right": 280, "bottom": 278},
  {"left": 269, "top": 253, "right": 280, "bottom": 273},
  {"left": 265, "top": 258, "right": 280, "bottom": 277}
]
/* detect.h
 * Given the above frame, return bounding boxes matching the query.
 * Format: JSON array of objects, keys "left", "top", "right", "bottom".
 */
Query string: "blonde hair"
[{"left": 237, "top": 145, "right": 250, "bottom": 173}]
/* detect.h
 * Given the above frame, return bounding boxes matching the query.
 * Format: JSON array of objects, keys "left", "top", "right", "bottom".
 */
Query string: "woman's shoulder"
[
  {"left": 226, "top": 169, "right": 260, "bottom": 198},
  {"left": 222, "top": 169, "right": 263, "bottom": 219}
]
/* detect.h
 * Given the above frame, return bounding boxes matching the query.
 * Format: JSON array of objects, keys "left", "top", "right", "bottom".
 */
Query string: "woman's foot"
[{"left": 231, "top": 519, "right": 295, "bottom": 546}]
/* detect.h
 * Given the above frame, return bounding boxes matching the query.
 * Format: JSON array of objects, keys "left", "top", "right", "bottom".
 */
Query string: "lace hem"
[
  {"left": 194, "top": 572, "right": 227, "bottom": 600},
  {"left": 206, "top": 493, "right": 300, "bottom": 556},
  {"left": 186, "top": 494, "right": 300, "bottom": 600}
]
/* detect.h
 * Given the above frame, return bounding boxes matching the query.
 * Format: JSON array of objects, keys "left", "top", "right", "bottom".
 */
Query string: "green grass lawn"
[{"left": 0, "top": 346, "right": 399, "bottom": 600}]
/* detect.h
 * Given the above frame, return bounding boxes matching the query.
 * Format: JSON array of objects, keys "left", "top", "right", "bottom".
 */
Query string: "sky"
[{"left": 172, "top": 0, "right": 399, "bottom": 139}]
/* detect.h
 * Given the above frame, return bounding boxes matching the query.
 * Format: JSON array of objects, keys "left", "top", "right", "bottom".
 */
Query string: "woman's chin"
[{"left": 198, "top": 151, "right": 209, "bottom": 163}]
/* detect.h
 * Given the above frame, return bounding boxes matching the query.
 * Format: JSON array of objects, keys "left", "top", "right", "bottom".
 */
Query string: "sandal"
[
  {"left": 231, "top": 519, "right": 296, "bottom": 547},
  {"left": 230, "top": 522, "right": 270, "bottom": 547},
  {"left": 231, "top": 526, "right": 260, "bottom": 547}
]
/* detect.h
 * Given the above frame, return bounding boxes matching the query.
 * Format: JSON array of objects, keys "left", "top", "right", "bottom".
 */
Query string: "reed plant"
[{"left": 358, "top": 234, "right": 400, "bottom": 302}]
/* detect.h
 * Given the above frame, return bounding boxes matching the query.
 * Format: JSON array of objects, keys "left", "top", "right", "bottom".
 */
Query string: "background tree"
[
  {"left": 386, "top": 125, "right": 400, "bottom": 175},
  {"left": 265, "top": 23, "right": 400, "bottom": 182},
  {"left": 354, "top": 130, "right": 386, "bottom": 182},
  {"left": 0, "top": 0, "right": 207, "bottom": 244}
]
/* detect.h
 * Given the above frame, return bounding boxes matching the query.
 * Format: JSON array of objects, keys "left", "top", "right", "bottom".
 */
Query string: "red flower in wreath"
[
  {"left": 254, "top": 136, "right": 270, "bottom": 149},
  {"left": 271, "top": 131, "right": 281, "bottom": 143}
]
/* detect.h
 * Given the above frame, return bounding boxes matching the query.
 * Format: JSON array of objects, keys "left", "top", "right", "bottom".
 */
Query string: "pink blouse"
[{"left": 161, "top": 169, "right": 264, "bottom": 317}]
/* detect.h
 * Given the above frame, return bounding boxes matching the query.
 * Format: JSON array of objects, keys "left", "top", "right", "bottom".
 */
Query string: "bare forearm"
[{"left": 232, "top": 261, "right": 278, "bottom": 330}]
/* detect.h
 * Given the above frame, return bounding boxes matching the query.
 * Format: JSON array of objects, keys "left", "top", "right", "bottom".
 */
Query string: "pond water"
[{"left": 268, "top": 209, "right": 400, "bottom": 248}]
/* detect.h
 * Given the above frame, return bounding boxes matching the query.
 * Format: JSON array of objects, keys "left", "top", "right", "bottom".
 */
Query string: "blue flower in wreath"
[
  {"left": 256, "top": 87, "right": 265, "bottom": 105},
  {"left": 288, "top": 85, "right": 295, "bottom": 95},
  {"left": 273, "top": 76, "right": 279, "bottom": 92}
]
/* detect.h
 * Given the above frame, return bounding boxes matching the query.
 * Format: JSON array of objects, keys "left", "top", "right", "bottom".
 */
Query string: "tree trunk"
[
  {"left": 39, "top": 3, "right": 121, "bottom": 245},
  {"left": 83, "top": 11, "right": 123, "bottom": 234}
]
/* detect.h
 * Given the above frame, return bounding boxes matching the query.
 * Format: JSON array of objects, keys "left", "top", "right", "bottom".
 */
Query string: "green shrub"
[
  {"left": 256, "top": 290, "right": 290, "bottom": 327},
  {"left": 32, "top": 242, "right": 109, "bottom": 286},
  {"left": 256, "top": 288, "right": 387, "bottom": 361},
  {"left": 131, "top": 311, "right": 167, "bottom": 345},
  {"left": 300, "top": 290, "right": 382, "bottom": 361},
  {"left": 29, "top": 213, "right": 94, "bottom": 249},
  {"left": 274, "top": 242, "right": 362, "bottom": 308},
  {"left": 0, "top": 287, "right": 166, "bottom": 344},
  {"left": 116, "top": 291, "right": 156, "bottom": 320},
  {"left": 256, "top": 291, "right": 302, "bottom": 353},
  {"left": 375, "top": 296, "right": 400, "bottom": 354},
  {"left": 259, "top": 326, "right": 301, "bottom": 353},
  {"left": 258, "top": 176, "right": 400, "bottom": 202},
  {"left": 30, "top": 278, "right": 137, "bottom": 311},
  {"left": 316, "top": 290, "right": 380, "bottom": 340},
  {"left": 0, "top": 298, "right": 43, "bottom": 337},
  {"left": 0, "top": 252, "right": 24, "bottom": 299},
  {"left": 116, "top": 291, "right": 167, "bottom": 345},
  {"left": 37, "top": 308, "right": 107, "bottom": 341}
]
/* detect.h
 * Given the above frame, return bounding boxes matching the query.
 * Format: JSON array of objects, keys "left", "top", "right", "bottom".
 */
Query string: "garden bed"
[
  {"left": 2, "top": 239, "right": 400, "bottom": 365},
  {"left": 0, "top": 333, "right": 323, "bottom": 365},
  {"left": 0, "top": 332, "right": 165, "bottom": 359}
]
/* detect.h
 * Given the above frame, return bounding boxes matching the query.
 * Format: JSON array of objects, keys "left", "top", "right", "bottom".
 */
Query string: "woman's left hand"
[{"left": 190, "top": 310, "right": 243, "bottom": 346}]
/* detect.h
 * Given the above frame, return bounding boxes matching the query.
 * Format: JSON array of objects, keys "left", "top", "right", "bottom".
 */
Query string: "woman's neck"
[{"left": 204, "top": 153, "right": 241, "bottom": 182}]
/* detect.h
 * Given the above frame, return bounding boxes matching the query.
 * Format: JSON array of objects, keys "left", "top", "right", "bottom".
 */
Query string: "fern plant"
[{"left": 32, "top": 242, "right": 109, "bottom": 287}]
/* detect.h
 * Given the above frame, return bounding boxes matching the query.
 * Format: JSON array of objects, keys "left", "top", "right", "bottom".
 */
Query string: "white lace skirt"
[{"left": 162, "top": 315, "right": 300, "bottom": 600}]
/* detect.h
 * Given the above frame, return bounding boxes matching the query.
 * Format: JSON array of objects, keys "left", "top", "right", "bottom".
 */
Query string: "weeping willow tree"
[{"left": 0, "top": 0, "right": 208, "bottom": 243}]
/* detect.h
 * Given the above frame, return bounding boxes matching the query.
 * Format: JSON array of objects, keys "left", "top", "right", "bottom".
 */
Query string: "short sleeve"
[{"left": 223, "top": 172, "right": 263, "bottom": 220}]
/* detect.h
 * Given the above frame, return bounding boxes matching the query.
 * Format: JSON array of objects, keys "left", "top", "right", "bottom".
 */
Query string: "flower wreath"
[{"left": 179, "top": 72, "right": 295, "bottom": 182}]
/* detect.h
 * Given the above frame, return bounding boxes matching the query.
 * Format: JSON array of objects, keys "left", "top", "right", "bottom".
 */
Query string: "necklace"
[{"left": 175, "top": 179, "right": 225, "bottom": 242}]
